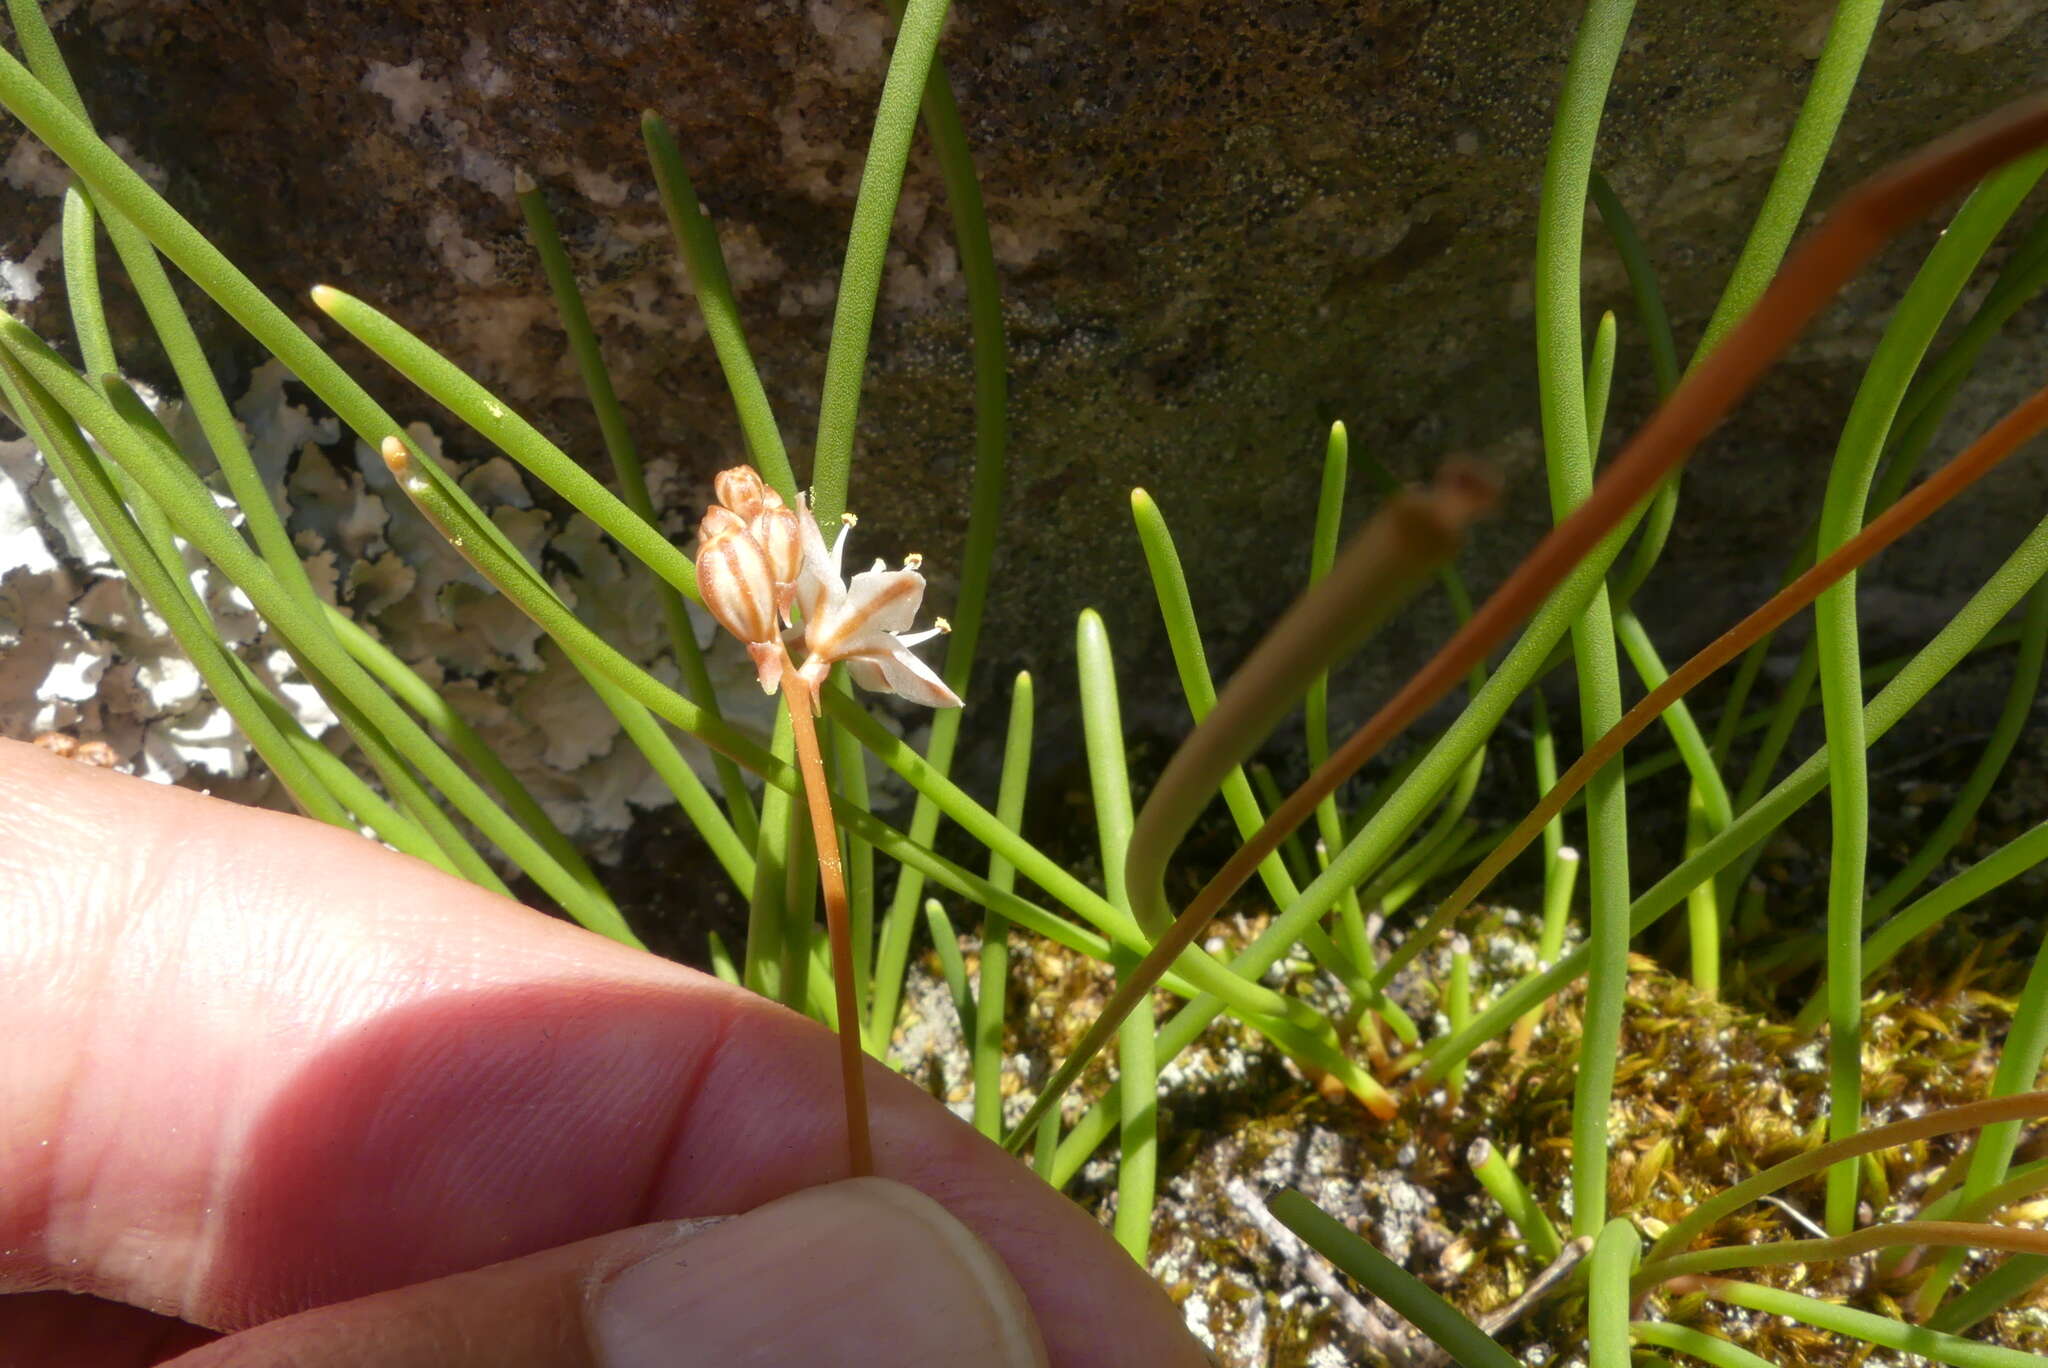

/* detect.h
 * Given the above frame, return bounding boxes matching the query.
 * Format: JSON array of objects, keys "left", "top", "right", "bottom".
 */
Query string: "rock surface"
[{"left": 3, "top": 0, "right": 2045, "bottom": 798}]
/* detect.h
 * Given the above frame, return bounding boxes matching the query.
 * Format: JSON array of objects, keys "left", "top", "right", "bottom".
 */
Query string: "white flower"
[
  {"left": 693, "top": 465, "right": 961, "bottom": 710},
  {"left": 793, "top": 494, "right": 961, "bottom": 709}
]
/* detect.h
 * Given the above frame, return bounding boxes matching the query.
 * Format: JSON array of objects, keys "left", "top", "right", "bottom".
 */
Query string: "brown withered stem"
[
  {"left": 1002, "top": 466, "right": 1498, "bottom": 1150},
  {"left": 1376, "top": 374, "right": 2048, "bottom": 1016},
  {"left": 1001, "top": 91, "right": 2048, "bottom": 1153},
  {"left": 1161, "top": 93, "right": 2048, "bottom": 1029}
]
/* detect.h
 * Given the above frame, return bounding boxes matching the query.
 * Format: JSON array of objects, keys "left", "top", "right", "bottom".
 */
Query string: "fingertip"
[
  {"left": 593, "top": 1180, "right": 1047, "bottom": 1368},
  {"left": 159, "top": 1223, "right": 692, "bottom": 1368},
  {"left": 159, "top": 1182, "right": 1055, "bottom": 1368}
]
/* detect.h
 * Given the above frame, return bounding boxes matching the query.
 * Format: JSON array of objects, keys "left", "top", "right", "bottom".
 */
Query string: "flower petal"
[
  {"left": 698, "top": 505, "right": 747, "bottom": 542},
  {"left": 840, "top": 655, "right": 893, "bottom": 695},
  {"left": 838, "top": 566, "right": 925, "bottom": 636},
  {"left": 805, "top": 570, "right": 926, "bottom": 664},
  {"left": 852, "top": 642, "right": 961, "bottom": 709},
  {"left": 750, "top": 505, "right": 802, "bottom": 624},
  {"left": 746, "top": 640, "right": 786, "bottom": 695},
  {"left": 794, "top": 496, "right": 841, "bottom": 626}
]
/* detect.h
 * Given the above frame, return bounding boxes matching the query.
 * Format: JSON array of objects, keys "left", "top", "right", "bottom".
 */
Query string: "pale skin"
[{"left": 0, "top": 738, "right": 1206, "bottom": 1367}]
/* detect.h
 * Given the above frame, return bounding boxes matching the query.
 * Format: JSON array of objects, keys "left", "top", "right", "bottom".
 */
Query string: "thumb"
[{"left": 166, "top": 1179, "right": 1051, "bottom": 1367}]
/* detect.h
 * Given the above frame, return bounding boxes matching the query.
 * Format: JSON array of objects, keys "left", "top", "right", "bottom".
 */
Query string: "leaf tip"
[
  {"left": 1432, "top": 456, "right": 1501, "bottom": 525},
  {"left": 379, "top": 434, "right": 416, "bottom": 482}
]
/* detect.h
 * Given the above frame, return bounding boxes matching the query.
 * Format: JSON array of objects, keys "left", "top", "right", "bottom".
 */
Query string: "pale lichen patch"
[{"left": 362, "top": 58, "right": 447, "bottom": 130}]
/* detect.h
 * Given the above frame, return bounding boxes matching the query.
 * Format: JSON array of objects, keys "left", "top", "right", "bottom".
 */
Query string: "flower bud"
[
  {"left": 714, "top": 466, "right": 769, "bottom": 522},
  {"left": 696, "top": 525, "right": 779, "bottom": 651},
  {"left": 699, "top": 504, "right": 748, "bottom": 542},
  {"left": 751, "top": 503, "right": 802, "bottom": 622}
]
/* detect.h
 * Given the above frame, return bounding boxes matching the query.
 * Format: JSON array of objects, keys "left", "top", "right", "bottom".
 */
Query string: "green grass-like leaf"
[{"left": 1268, "top": 1189, "right": 1520, "bottom": 1368}]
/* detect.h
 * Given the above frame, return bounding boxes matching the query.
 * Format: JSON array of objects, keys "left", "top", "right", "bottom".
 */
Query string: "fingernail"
[{"left": 592, "top": 1177, "right": 1048, "bottom": 1368}]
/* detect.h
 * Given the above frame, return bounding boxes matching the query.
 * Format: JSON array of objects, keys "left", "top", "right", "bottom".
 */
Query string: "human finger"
[
  {"left": 162, "top": 1181, "right": 1045, "bottom": 1368},
  {"left": 0, "top": 739, "right": 1202, "bottom": 1367}
]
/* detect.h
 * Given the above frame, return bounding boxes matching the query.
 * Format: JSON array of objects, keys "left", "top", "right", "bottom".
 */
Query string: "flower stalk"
[
  {"left": 780, "top": 666, "right": 873, "bottom": 1174},
  {"left": 694, "top": 464, "right": 961, "bottom": 1176}
]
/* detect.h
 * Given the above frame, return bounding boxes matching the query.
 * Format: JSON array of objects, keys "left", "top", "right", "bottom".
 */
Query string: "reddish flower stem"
[{"left": 781, "top": 664, "right": 874, "bottom": 1177}]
